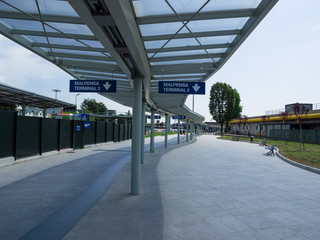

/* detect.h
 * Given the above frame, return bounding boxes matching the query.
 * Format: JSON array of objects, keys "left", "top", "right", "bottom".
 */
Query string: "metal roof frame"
[{"left": 0, "top": 0, "right": 278, "bottom": 123}]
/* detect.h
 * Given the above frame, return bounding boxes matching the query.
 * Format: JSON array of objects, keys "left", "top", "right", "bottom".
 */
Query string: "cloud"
[{"left": 0, "top": 76, "right": 7, "bottom": 82}]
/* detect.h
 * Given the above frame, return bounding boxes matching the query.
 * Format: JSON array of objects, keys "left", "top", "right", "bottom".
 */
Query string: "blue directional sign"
[
  {"left": 158, "top": 81, "right": 205, "bottom": 95},
  {"left": 69, "top": 80, "right": 116, "bottom": 93},
  {"left": 172, "top": 115, "right": 186, "bottom": 120},
  {"left": 147, "top": 115, "right": 161, "bottom": 119}
]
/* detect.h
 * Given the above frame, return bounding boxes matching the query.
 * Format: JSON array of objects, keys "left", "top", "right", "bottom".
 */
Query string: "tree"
[
  {"left": 0, "top": 103, "right": 17, "bottom": 111},
  {"left": 80, "top": 98, "right": 107, "bottom": 115},
  {"left": 209, "top": 82, "right": 242, "bottom": 135},
  {"left": 292, "top": 103, "right": 310, "bottom": 150}
]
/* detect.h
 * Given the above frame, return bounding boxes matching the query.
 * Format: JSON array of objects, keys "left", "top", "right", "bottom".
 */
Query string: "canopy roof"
[
  {"left": 0, "top": 83, "right": 75, "bottom": 108},
  {"left": 0, "top": 0, "right": 277, "bottom": 123}
]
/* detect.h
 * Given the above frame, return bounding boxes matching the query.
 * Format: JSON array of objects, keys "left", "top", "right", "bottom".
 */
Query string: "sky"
[{"left": 0, "top": 0, "right": 320, "bottom": 121}]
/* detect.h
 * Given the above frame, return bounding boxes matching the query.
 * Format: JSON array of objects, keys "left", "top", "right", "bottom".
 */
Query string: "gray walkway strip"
[{"left": 19, "top": 154, "right": 131, "bottom": 240}]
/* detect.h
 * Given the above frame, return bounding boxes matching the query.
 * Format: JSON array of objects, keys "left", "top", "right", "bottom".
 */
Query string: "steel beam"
[
  {"left": 150, "top": 53, "right": 223, "bottom": 62},
  {"left": 142, "top": 30, "right": 240, "bottom": 41},
  {"left": 146, "top": 43, "right": 230, "bottom": 54}
]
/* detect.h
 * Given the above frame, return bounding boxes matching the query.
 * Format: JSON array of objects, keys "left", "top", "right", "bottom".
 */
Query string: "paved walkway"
[{"left": 1, "top": 135, "right": 320, "bottom": 239}]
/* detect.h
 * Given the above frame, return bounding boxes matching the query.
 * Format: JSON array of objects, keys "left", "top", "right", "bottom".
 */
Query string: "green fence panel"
[
  {"left": 60, "top": 119, "right": 73, "bottom": 149},
  {"left": 96, "top": 121, "right": 105, "bottom": 144},
  {"left": 113, "top": 123, "right": 119, "bottom": 142},
  {"left": 128, "top": 124, "right": 132, "bottom": 139},
  {"left": 0, "top": 110, "right": 15, "bottom": 158},
  {"left": 16, "top": 116, "right": 41, "bottom": 159},
  {"left": 124, "top": 124, "right": 128, "bottom": 140},
  {"left": 74, "top": 120, "right": 84, "bottom": 150},
  {"left": 106, "top": 122, "right": 114, "bottom": 142},
  {"left": 270, "top": 129, "right": 319, "bottom": 144},
  {"left": 41, "top": 118, "right": 59, "bottom": 153},
  {"left": 84, "top": 121, "right": 96, "bottom": 145},
  {"left": 119, "top": 124, "right": 124, "bottom": 141}
]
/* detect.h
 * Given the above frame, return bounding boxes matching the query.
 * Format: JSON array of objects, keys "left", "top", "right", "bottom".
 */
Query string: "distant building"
[{"left": 229, "top": 103, "right": 320, "bottom": 138}]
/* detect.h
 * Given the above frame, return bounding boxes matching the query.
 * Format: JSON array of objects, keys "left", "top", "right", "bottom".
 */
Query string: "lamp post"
[
  {"left": 52, "top": 89, "right": 61, "bottom": 99},
  {"left": 75, "top": 93, "right": 80, "bottom": 112}
]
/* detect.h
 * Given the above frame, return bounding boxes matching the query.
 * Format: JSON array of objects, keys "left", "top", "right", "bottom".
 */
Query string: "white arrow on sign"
[
  {"left": 192, "top": 83, "right": 201, "bottom": 92},
  {"left": 103, "top": 82, "right": 111, "bottom": 91}
]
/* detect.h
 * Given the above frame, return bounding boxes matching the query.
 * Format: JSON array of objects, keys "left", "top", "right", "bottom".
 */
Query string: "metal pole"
[
  {"left": 22, "top": 103, "right": 26, "bottom": 116},
  {"left": 141, "top": 100, "right": 145, "bottom": 164},
  {"left": 131, "top": 78, "right": 142, "bottom": 195},
  {"left": 192, "top": 94, "right": 194, "bottom": 111},
  {"left": 190, "top": 121, "right": 193, "bottom": 140},
  {"left": 43, "top": 108, "right": 46, "bottom": 118},
  {"left": 177, "top": 119, "right": 180, "bottom": 144},
  {"left": 165, "top": 114, "right": 168, "bottom": 147},
  {"left": 150, "top": 109, "right": 155, "bottom": 153},
  {"left": 186, "top": 119, "right": 189, "bottom": 142}
]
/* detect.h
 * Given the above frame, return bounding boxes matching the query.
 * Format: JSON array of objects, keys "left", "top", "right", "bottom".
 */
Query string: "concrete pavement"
[{"left": 1, "top": 135, "right": 320, "bottom": 239}]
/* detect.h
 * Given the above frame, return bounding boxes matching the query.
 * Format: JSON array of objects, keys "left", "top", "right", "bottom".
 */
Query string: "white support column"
[
  {"left": 177, "top": 119, "right": 180, "bottom": 144},
  {"left": 131, "top": 78, "right": 142, "bottom": 195},
  {"left": 141, "top": 100, "right": 145, "bottom": 164},
  {"left": 186, "top": 119, "right": 189, "bottom": 142},
  {"left": 150, "top": 109, "right": 155, "bottom": 153},
  {"left": 190, "top": 121, "right": 193, "bottom": 140},
  {"left": 165, "top": 114, "right": 168, "bottom": 147}
]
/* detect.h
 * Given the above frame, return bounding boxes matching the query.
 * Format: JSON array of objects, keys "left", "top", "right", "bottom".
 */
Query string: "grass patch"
[
  {"left": 219, "top": 135, "right": 320, "bottom": 169},
  {"left": 145, "top": 132, "right": 177, "bottom": 138}
]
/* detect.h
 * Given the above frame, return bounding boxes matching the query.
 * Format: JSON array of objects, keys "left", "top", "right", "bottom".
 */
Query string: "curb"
[{"left": 275, "top": 151, "right": 320, "bottom": 175}]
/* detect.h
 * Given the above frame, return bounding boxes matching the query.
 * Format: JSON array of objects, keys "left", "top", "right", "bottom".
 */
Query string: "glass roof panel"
[
  {"left": 0, "top": 0, "right": 78, "bottom": 17},
  {"left": 0, "top": 18, "right": 43, "bottom": 31},
  {"left": 187, "top": 18, "right": 249, "bottom": 32},
  {"left": 149, "top": 48, "right": 226, "bottom": 58},
  {"left": 200, "top": 0, "right": 261, "bottom": 11},
  {"left": 25, "top": 36, "right": 103, "bottom": 48},
  {"left": 46, "top": 22, "right": 93, "bottom": 35},
  {"left": 139, "top": 22, "right": 188, "bottom": 37},
  {"left": 144, "top": 38, "right": 199, "bottom": 49},
  {"left": 133, "top": 0, "right": 261, "bottom": 17},
  {"left": 197, "top": 35, "right": 236, "bottom": 45}
]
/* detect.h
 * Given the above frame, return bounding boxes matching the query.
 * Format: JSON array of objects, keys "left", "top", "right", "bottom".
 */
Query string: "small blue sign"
[
  {"left": 70, "top": 80, "right": 116, "bottom": 93},
  {"left": 81, "top": 114, "right": 89, "bottom": 121},
  {"left": 147, "top": 115, "right": 161, "bottom": 119},
  {"left": 76, "top": 125, "right": 81, "bottom": 131},
  {"left": 84, "top": 122, "right": 90, "bottom": 129},
  {"left": 159, "top": 81, "right": 205, "bottom": 95},
  {"left": 172, "top": 115, "right": 186, "bottom": 120}
]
